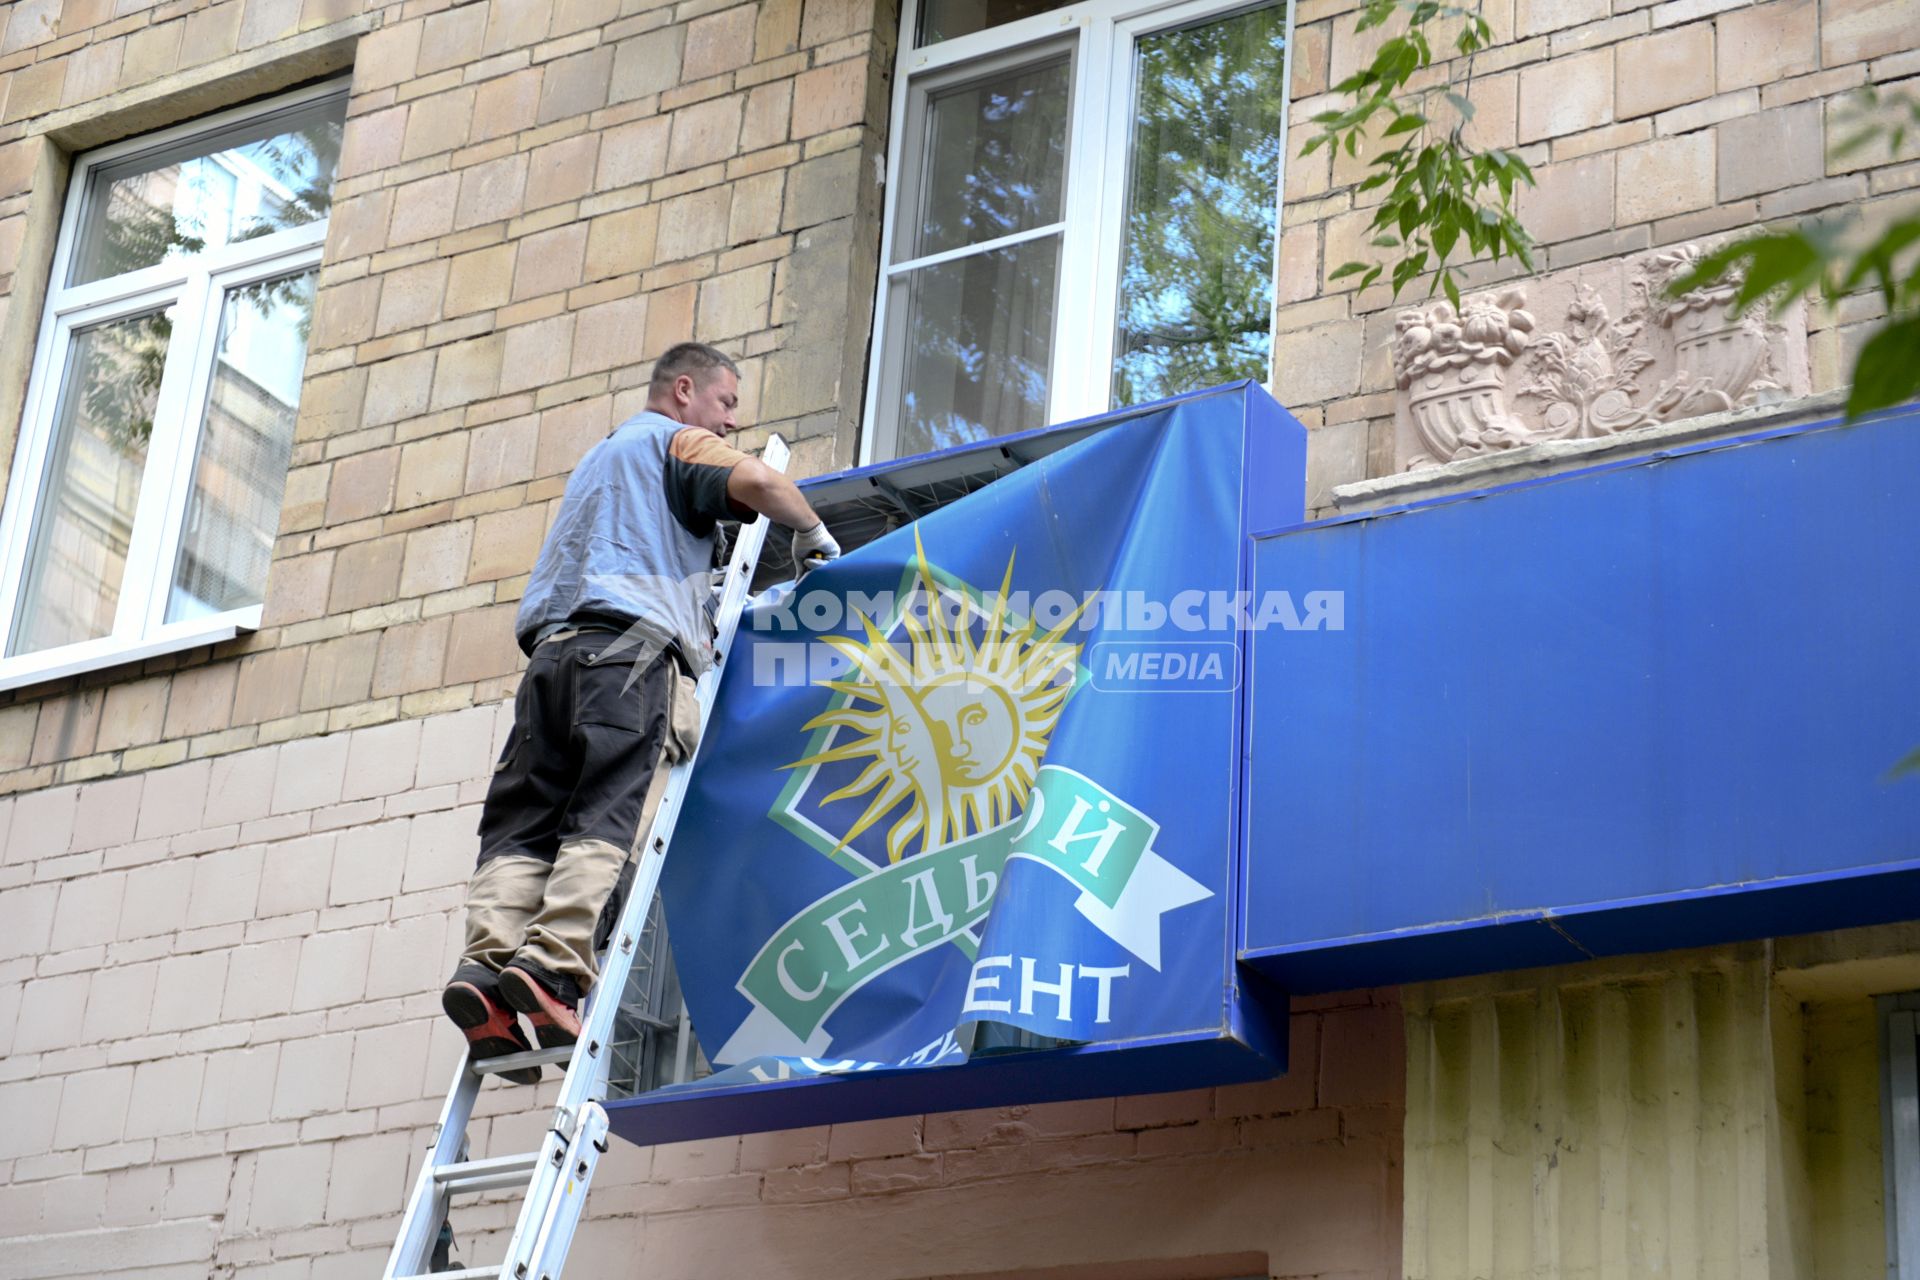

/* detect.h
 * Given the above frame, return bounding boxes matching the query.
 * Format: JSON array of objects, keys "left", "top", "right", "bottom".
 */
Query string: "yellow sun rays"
[{"left": 787, "top": 531, "right": 1084, "bottom": 863}]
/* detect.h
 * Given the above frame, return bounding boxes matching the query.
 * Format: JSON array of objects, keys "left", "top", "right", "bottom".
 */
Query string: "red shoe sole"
[
  {"left": 442, "top": 981, "right": 543, "bottom": 1084},
  {"left": 498, "top": 967, "right": 583, "bottom": 1048}
]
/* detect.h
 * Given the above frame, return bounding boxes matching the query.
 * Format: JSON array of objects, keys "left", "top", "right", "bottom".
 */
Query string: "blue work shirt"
[{"left": 513, "top": 411, "right": 750, "bottom": 670}]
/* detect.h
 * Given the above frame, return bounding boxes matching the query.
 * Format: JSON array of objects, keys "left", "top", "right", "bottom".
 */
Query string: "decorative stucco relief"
[{"left": 1390, "top": 243, "right": 1811, "bottom": 470}]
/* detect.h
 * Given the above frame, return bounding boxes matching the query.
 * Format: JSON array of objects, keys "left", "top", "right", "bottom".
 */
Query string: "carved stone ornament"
[
  {"left": 1391, "top": 243, "right": 1808, "bottom": 470},
  {"left": 1393, "top": 290, "right": 1536, "bottom": 468}
]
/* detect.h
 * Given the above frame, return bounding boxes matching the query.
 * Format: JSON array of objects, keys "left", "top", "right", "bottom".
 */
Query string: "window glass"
[
  {"left": 894, "top": 236, "right": 1061, "bottom": 455},
  {"left": 919, "top": 0, "right": 1074, "bottom": 45},
  {"left": 1111, "top": 4, "right": 1286, "bottom": 408},
  {"left": 1885, "top": 998, "right": 1920, "bottom": 1275},
  {"left": 870, "top": 0, "right": 1289, "bottom": 461},
  {"left": 10, "top": 309, "right": 173, "bottom": 656},
  {"left": 3, "top": 84, "right": 345, "bottom": 677},
  {"left": 167, "top": 270, "right": 317, "bottom": 623},
  {"left": 608, "top": 895, "right": 713, "bottom": 1097},
  {"left": 888, "top": 53, "right": 1071, "bottom": 453},
  {"left": 908, "top": 57, "right": 1072, "bottom": 260},
  {"left": 70, "top": 95, "right": 346, "bottom": 286}
]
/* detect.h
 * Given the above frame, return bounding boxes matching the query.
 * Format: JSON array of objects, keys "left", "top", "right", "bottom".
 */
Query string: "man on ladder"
[{"left": 439, "top": 340, "right": 838, "bottom": 1079}]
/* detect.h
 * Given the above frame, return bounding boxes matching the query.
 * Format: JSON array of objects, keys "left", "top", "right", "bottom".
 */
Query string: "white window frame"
[
  {"left": 859, "top": 0, "right": 1296, "bottom": 463},
  {"left": 0, "top": 79, "right": 346, "bottom": 693},
  {"left": 1883, "top": 993, "right": 1920, "bottom": 1278}
]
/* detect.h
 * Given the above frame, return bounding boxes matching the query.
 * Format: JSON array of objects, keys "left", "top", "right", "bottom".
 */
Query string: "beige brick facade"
[
  {"left": 0, "top": 0, "right": 1914, "bottom": 1270},
  {"left": 1290, "top": 0, "right": 1920, "bottom": 512},
  {"left": 0, "top": 0, "right": 890, "bottom": 789},
  {"left": 0, "top": 698, "right": 1405, "bottom": 1277}
]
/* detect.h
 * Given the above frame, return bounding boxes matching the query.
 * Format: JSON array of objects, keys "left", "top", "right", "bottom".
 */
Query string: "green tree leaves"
[
  {"left": 1847, "top": 314, "right": 1920, "bottom": 419},
  {"left": 1301, "top": 0, "right": 1535, "bottom": 310}
]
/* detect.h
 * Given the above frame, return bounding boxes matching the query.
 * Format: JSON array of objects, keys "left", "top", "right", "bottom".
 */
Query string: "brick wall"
[
  {"left": 1, "top": 0, "right": 1915, "bottom": 783},
  {"left": 1284, "top": 0, "right": 1920, "bottom": 511},
  {"left": 0, "top": 0, "right": 890, "bottom": 790},
  {"left": 0, "top": 701, "right": 1406, "bottom": 1278},
  {"left": 2, "top": 0, "right": 1918, "bottom": 1271}
]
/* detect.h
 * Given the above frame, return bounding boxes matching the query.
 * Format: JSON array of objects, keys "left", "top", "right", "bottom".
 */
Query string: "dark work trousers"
[{"left": 459, "top": 631, "right": 697, "bottom": 1004}]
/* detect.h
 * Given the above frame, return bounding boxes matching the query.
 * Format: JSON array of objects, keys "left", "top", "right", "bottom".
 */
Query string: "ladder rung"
[
  {"left": 399, "top": 1269, "right": 501, "bottom": 1279},
  {"left": 434, "top": 1150, "right": 546, "bottom": 1195},
  {"left": 472, "top": 1044, "right": 574, "bottom": 1076},
  {"left": 615, "top": 1003, "right": 673, "bottom": 1030}
]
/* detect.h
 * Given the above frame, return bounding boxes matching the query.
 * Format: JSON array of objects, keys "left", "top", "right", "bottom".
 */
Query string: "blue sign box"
[
  {"left": 606, "top": 385, "right": 1300, "bottom": 1147},
  {"left": 602, "top": 391, "right": 1920, "bottom": 1147},
  {"left": 1240, "top": 406, "right": 1920, "bottom": 990}
]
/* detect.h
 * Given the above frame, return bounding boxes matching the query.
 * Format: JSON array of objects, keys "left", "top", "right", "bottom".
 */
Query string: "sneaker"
[
  {"left": 499, "top": 963, "right": 583, "bottom": 1049},
  {"left": 441, "top": 969, "right": 543, "bottom": 1085}
]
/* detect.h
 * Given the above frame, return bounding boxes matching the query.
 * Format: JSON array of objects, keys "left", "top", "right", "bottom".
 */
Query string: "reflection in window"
[
  {"left": 71, "top": 96, "right": 345, "bottom": 286},
  {"left": 1112, "top": 6, "right": 1286, "bottom": 408},
  {"left": 870, "top": 0, "right": 1291, "bottom": 460},
  {"left": 889, "top": 54, "right": 1070, "bottom": 453},
  {"left": 11, "top": 310, "right": 173, "bottom": 656},
  {"left": 3, "top": 84, "right": 345, "bottom": 676},
  {"left": 918, "top": 0, "right": 1072, "bottom": 44},
  {"left": 896, "top": 237, "right": 1061, "bottom": 455},
  {"left": 909, "top": 57, "right": 1071, "bottom": 259},
  {"left": 168, "top": 271, "right": 317, "bottom": 623}
]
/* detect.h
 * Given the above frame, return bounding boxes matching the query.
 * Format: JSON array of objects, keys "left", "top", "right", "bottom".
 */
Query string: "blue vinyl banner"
[{"left": 661, "top": 392, "right": 1280, "bottom": 1085}]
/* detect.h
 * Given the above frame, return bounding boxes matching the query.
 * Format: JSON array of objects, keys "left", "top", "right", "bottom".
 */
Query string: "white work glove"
[{"left": 791, "top": 522, "right": 840, "bottom": 576}]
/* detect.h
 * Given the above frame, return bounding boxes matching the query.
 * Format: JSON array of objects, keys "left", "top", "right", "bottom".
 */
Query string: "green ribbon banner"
[{"left": 739, "top": 765, "right": 1155, "bottom": 1039}]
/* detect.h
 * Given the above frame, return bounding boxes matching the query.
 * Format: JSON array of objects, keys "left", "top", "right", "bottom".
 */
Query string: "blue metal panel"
[
  {"left": 605, "top": 1030, "right": 1282, "bottom": 1147},
  {"left": 1241, "top": 408, "right": 1920, "bottom": 990}
]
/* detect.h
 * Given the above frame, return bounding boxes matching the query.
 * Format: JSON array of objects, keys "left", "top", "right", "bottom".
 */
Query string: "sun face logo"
[
  {"left": 785, "top": 532, "right": 1084, "bottom": 864},
  {"left": 719, "top": 531, "right": 1210, "bottom": 1066}
]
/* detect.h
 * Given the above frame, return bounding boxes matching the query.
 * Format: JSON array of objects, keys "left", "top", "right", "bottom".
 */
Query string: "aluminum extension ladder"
[{"left": 381, "top": 436, "right": 789, "bottom": 1280}]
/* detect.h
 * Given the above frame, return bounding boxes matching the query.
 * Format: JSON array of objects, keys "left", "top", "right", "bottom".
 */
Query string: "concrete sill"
[{"left": 0, "top": 611, "right": 258, "bottom": 694}]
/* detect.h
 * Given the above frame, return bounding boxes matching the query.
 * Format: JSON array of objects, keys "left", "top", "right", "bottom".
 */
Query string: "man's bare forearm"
[{"left": 727, "top": 457, "right": 823, "bottom": 530}]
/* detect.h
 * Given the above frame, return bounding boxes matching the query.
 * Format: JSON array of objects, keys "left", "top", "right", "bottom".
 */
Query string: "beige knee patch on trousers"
[
  {"left": 460, "top": 839, "right": 626, "bottom": 992},
  {"left": 459, "top": 664, "right": 701, "bottom": 995}
]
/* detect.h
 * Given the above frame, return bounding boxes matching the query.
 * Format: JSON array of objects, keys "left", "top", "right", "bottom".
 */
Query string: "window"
[
  {"left": 0, "top": 82, "right": 346, "bottom": 690},
  {"left": 863, "top": 0, "right": 1292, "bottom": 460},
  {"left": 1884, "top": 992, "right": 1920, "bottom": 1276},
  {"left": 607, "top": 894, "right": 712, "bottom": 1097}
]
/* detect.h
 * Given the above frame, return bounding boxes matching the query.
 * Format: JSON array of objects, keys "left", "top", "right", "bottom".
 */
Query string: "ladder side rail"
[
  {"left": 522, "top": 1103, "right": 614, "bottom": 1280},
  {"left": 384, "top": 1048, "right": 483, "bottom": 1277},
  {"left": 491, "top": 1125, "right": 574, "bottom": 1280},
  {"left": 491, "top": 434, "right": 790, "bottom": 1277}
]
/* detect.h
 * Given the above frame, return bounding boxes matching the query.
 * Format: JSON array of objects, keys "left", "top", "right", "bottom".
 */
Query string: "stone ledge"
[
  {"left": 1330, "top": 390, "right": 1850, "bottom": 513},
  {"left": 35, "top": 17, "right": 375, "bottom": 151}
]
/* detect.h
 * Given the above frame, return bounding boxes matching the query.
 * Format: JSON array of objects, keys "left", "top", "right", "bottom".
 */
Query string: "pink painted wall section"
[{"left": 506, "top": 993, "right": 1404, "bottom": 1280}]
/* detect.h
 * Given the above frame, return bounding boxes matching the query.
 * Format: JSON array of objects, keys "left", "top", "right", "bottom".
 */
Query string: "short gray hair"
[{"left": 649, "top": 342, "right": 739, "bottom": 394}]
